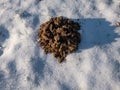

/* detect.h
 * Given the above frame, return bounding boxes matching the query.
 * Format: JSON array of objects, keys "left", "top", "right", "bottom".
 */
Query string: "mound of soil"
[{"left": 38, "top": 16, "right": 81, "bottom": 63}]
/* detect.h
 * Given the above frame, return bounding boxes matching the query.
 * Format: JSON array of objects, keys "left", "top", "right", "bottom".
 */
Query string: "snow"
[{"left": 0, "top": 0, "right": 120, "bottom": 90}]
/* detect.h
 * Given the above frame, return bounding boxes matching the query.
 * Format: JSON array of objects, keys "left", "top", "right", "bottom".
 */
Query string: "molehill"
[{"left": 38, "top": 16, "right": 81, "bottom": 63}]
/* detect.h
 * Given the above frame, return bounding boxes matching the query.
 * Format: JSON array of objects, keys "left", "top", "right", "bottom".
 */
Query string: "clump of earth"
[{"left": 38, "top": 16, "right": 81, "bottom": 63}]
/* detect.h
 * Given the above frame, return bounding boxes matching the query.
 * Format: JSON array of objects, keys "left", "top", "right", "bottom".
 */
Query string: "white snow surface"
[{"left": 0, "top": 0, "right": 120, "bottom": 90}]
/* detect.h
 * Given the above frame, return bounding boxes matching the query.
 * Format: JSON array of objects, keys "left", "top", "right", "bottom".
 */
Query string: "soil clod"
[{"left": 38, "top": 16, "right": 81, "bottom": 63}]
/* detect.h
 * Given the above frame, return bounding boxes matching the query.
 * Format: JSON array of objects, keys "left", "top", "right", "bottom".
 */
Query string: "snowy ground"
[{"left": 0, "top": 0, "right": 120, "bottom": 90}]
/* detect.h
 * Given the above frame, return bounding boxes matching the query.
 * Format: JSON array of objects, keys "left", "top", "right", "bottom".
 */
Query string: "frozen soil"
[{"left": 38, "top": 16, "right": 80, "bottom": 63}]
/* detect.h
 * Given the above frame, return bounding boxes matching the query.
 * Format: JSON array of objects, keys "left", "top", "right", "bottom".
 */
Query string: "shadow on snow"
[
  {"left": 71, "top": 18, "right": 120, "bottom": 51},
  {"left": 0, "top": 25, "right": 9, "bottom": 56}
]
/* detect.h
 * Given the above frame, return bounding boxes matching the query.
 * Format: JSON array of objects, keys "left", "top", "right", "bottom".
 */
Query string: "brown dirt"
[{"left": 38, "top": 16, "right": 81, "bottom": 63}]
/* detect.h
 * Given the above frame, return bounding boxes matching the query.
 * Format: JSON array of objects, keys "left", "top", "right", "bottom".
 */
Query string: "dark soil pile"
[{"left": 38, "top": 16, "right": 81, "bottom": 63}]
